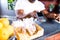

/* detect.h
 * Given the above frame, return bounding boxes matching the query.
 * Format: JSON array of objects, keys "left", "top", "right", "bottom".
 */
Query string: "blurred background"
[{"left": 0, "top": 0, "right": 60, "bottom": 17}]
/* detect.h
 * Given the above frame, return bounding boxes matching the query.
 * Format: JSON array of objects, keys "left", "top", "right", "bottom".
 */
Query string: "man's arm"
[
  {"left": 41, "top": 9, "right": 57, "bottom": 20},
  {"left": 17, "top": 9, "right": 33, "bottom": 19}
]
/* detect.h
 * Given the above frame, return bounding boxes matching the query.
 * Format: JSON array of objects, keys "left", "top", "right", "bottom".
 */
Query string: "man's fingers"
[
  {"left": 56, "top": 15, "right": 60, "bottom": 21},
  {"left": 56, "top": 16, "right": 58, "bottom": 19}
]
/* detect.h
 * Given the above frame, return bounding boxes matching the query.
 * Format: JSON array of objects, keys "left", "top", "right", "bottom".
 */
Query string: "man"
[{"left": 14, "top": 0, "right": 60, "bottom": 21}]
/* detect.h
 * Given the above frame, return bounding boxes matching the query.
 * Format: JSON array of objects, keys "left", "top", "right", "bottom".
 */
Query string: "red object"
[{"left": 45, "top": 33, "right": 60, "bottom": 40}]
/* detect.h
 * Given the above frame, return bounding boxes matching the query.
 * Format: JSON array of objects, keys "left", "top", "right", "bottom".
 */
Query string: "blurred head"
[{"left": 28, "top": 0, "right": 36, "bottom": 3}]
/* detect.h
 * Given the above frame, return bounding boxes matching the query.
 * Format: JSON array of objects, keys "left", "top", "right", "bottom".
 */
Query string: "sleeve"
[
  {"left": 38, "top": 1, "right": 45, "bottom": 12},
  {"left": 14, "top": 0, "right": 23, "bottom": 10},
  {"left": 14, "top": 0, "right": 23, "bottom": 17}
]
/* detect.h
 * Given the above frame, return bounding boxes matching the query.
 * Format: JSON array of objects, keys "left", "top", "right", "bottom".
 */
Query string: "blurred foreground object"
[
  {"left": 0, "top": 18, "right": 14, "bottom": 40},
  {"left": 55, "top": 3, "right": 60, "bottom": 23},
  {"left": 12, "top": 18, "right": 44, "bottom": 40},
  {"left": 45, "top": 33, "right": 60, "bottom": 40},
  {"left": 15, "top": 24, "right": 44, "bottom": 40}
]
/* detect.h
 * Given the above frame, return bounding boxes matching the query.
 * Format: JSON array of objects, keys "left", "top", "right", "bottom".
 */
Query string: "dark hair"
[
  {"left": 57, "top": 0, "right": 60, "bottom": 4},
  {"left": 52, "top": 0, "right": 60, "bottom": 13}
]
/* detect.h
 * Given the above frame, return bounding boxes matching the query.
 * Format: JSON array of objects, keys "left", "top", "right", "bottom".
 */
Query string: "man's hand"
[
  {"left": 45, "top": 13, "right": 57, "bottom": 19},
  {"left": 56, "top": 14, "right": 60, "bottom": 21},
  {"left": 30, "top": 11, "right": 37, "bottom": 18},
  {"left": 18, "top": 9, "right": 24, "bottom": 15}
]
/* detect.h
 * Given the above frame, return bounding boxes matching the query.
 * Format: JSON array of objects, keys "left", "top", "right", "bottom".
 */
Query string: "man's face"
[{"left": 28, "top": 0, "right": 36, "bottom": 3}]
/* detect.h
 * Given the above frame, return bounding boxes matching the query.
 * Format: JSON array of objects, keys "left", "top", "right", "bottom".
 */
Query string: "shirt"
[{"left": 15, "top": 0, "right": 45, "bottom": 16}]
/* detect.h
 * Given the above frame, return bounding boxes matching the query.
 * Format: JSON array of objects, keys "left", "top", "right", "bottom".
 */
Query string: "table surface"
[{"left": 34, "top": 20, "right": 60, "bottom": 40}]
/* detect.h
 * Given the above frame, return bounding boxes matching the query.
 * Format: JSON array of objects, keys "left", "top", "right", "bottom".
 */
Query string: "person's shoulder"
[
  {"left": 16, "top": 0, "right": 27, "bottom": 3},
  {"left": 37, "top": 1, "right": 43, "bottom": 4},
  {"left": 16, "top": 0, "right": 24, "bottom": 3},
  {"left": 36, "top": 1, "right": 44, "bottom": 5},
  {"left": 16, "top": 0, "right": 22, "bottom": 2}
]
